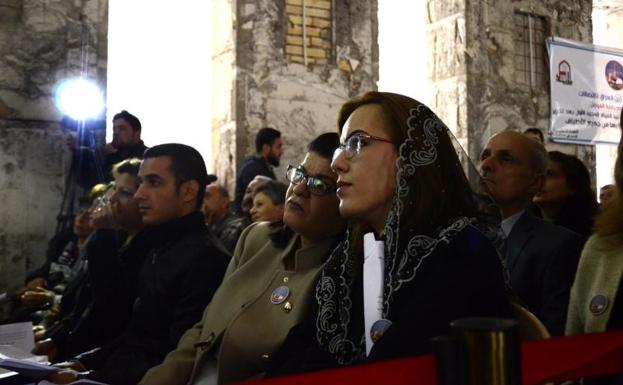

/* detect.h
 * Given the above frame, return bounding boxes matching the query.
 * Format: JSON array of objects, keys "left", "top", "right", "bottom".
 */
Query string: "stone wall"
[
  {"left": 427, "top": 0, "right": 595, "bottom": 176},
  {"left": 212, "top": 0, "right": 378, "bottom": 191},
  {"left": 464, "top": 0, "right": 594, "bottom": 168},
  {"left": 0, "top": 0, "right": 108, "bottom": 291},
  {"left": 426, "top": 0, "right": 468, "bottom": 150}
]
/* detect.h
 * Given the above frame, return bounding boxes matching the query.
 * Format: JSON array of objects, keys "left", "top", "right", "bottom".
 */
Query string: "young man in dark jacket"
[{"left": 51, "top": 144, "right": 230, "bottom": 385}]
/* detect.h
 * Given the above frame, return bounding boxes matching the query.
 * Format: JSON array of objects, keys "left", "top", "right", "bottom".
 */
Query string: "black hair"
[
  {"left": 307, "top": 132, "right": 340, "bottom": 160},
  {"left": 547, "top": 151, "right": 598, "bottom": 237},
  {"left": 210, "top": 183, "right": 230, "bottom": 200},
  {"left": 113, "top": 110, "right": 142, "bottom": 132},
  {"left": 206, "top": 174, "right": 218, "bottom": 184},
  {"left": 524, "top": 127, "right": 544, "bottom": 142},
  {"left": 143, "top": 143, "right": 207, "bottom": 209},
  {"left": 255, "top": 127, "right": 281, "bottom": 153},
  {"left": 253, "top": 180, "right": 287, "bottom": 205}
]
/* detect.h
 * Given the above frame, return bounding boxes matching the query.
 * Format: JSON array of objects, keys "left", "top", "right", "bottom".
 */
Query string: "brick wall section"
[{"left": 285, "top": 0, "right": 332, "bottom": 65}]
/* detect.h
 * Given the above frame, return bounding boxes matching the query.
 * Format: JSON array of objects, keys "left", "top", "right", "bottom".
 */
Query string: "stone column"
[
  {"left": 427, "top": 0, "right": 594, "bottom": 175},
  {"left": 211, "top": 0, "right": 379, "bottom": 192},
  {"left": 0, "top": 0, "right": 108, "bottom": 291}
]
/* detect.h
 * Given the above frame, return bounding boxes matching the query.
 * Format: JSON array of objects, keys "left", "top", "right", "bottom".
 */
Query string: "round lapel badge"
[
  {"left": 589, "top": 295, "right": 608, "bottom": 315},
  {"left": 370, "top": 319, "right": 392, "bottom": 344},
  {"left": 270, "top": 286, "right": 290, "bottom": 305}
]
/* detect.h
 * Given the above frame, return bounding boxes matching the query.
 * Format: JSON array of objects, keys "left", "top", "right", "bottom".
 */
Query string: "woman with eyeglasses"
[
  {"left": 138, "top": 133, "right": 346, "bottom": 385},
  {"left": 270, "top": 92, "right": 511, "bottom": 374}
]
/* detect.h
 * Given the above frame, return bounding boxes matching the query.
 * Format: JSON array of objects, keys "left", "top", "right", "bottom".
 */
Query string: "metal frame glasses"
[
  {"left": 286, "top": 165, "right": 336, "bottom": 196},
  {"left": 332, "top": 133, "right": 393, "bottom": 161}
]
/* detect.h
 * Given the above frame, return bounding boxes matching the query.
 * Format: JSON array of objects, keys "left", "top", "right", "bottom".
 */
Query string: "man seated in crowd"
[
  {"left": 202, "top": 183, "right": 242, "bottom": 252},
  {"left": 49, "top": 144, "right": 230, "bottom": 385},
  {"left": 480, "top": 131, "right": 583, "bottom": 336},
  {"left": 234, "top": 127, "right": 283, "bottom": 213}
]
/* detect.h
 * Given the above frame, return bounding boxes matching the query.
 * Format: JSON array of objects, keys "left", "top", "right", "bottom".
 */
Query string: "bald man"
[{"left": 480, "top": 131, "right": 583, "bottom": 336}]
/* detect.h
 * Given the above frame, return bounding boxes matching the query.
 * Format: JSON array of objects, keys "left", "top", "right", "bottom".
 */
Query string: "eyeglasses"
[
  {"left": 286, "top": 165, "right": 336, "bottom": 196},
  {"left": 333, "top": 133, "right": 393, "bottom": 161}
]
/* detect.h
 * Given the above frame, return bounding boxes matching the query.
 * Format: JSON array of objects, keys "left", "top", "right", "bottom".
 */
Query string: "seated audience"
[
  {"left": 271, "top": 92, "right": 510, "bottom": 374},
  {"left": 600, "top": 184, "right": 616, "bottom": 209},
  {"left": 48, "top": 144, "right": 230, "bottom": 385},
  {"left": 566, "top": 111, "right": 623, "bottom": 385},
  {"left": 2, "top": 190, "right": 101, "bottom": 325},
  {"left": 480, "top": 131, "right": 583, "bottom": 336},
  {"left": 533, "top": 151, "right": 598, "bottom": 239},
  {"left": 202, "top": 183, "right": 243, "bottom": 252},
  {"left": 139, "top": 133, "right": 345, "bottom": 385},
  {"left": 250, "top": 180, "right": 287, "bottom": 223},
  {"left": 33, "top": 159, "right": 154, "bottom": 362}
]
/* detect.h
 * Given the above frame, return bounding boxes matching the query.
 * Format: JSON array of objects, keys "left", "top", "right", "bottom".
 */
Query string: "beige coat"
[
  {"left": 566, "top": 234, "right": 623, "bottom": 335},
  {"left": 139, "top": 222, "right": 337, "bottom": 385}
]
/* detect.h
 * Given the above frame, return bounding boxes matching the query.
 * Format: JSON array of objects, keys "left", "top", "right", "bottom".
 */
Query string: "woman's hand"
[
  {"left": 31, "top": 338, "right": 57, "bottom": 360},
  {"left": 46, "top": 369, "right": 79, "bottom": 384},
  {"left": 20, "top": 287, "right": 53, "bottom": 308},
  {"left": 91, "top": 201, "right": 116, "bottom": 230},
  {"left": 26, "top": 277, "right": 48, "bottom": 290}
]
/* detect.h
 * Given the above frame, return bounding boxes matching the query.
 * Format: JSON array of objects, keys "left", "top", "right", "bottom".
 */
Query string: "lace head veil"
[{"left": 315, "top": 92, "right": 507, "bottom": 365}]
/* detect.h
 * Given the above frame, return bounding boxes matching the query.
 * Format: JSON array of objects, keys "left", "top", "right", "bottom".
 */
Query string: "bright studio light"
[{"left": 55, "top": 78, "right": 104, "bottom": 120}]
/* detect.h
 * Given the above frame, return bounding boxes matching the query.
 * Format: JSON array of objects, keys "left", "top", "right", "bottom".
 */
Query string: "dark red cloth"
[{"left": 249, "top": 330, "right": 623, "bottom": 385}]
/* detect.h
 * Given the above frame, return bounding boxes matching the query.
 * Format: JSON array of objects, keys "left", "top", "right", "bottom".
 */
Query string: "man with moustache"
[
  {"left": 50, "top": 144, "right": 229, "bottom": 385},
  {"left": 234, "top": 127, "right": 284, "bottom": 213},
  {"left": 479, "top": 131, "right": 583, "bottom": 336},
  {"left": 103, "top": 110, "right": 148, "bottom": 178}
]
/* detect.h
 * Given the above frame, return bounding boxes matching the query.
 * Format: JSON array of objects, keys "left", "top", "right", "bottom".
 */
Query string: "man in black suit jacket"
[{"left": 480, "top": 131, "right": 583, "bottom": 336}]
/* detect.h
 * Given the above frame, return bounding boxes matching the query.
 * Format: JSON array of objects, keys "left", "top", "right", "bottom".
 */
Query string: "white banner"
[{"left": 548, "top": 38, "right": 623, "bottom": 144}]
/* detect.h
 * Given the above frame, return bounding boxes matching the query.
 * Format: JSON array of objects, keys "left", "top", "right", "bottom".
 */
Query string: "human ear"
[{"left": 179, "top": 180, "right": 200, "bottom": 204}]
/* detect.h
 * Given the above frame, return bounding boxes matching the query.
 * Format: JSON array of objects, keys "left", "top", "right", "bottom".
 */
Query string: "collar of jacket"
[
  {"left": 147, "top": 211, "right": 206, "bottom": 249},
  {"left": 284, "top": 232, "right": 341, "bottom": 271}
]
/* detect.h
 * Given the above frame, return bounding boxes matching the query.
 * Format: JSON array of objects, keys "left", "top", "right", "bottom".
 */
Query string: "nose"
[
  {"left": 331, "top": 149, "right": 349, "bottom": 174},
  {"left": 110, "top": 190, "right": 119, "bottom": 205},
  {"left": 479, "top": 157, "right": 494, "bottom": 176},
  {"left": 292, "top": 178, "right": 310, "bottom": 197},
  {"left": 134, "top": 183, "right": 146, "bottom": 200}
]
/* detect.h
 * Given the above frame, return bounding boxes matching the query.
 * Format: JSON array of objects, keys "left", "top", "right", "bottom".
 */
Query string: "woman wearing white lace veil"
[{"left": 270, "top": 91, "right": 512, "bottom": 373}]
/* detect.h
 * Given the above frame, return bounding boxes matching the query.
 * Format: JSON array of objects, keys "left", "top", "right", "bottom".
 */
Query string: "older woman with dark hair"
[
  {"left": 138, "top": 133, "right": 346, "bottom": 385},
  {"left": 533, "top": 151, "right": 598, "bottom": 239},
  {"left": 271, "top": 92, "right": 511, "bottom": 373},
  {"left": 250, "top": 180, "right": 288, "bottom": 223}
]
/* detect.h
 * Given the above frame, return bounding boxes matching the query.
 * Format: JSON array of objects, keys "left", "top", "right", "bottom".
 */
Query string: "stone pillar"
[
  {"left": 211, "top": 0, "right": 379, "bottom": 191},
  {"left": 427, "top": 0, "right": 468, "bottom": 150},
  {"left": 0, "top": 0, "right": 108, "bottom": 291},
  {"left": 465, "top": 0, "right": 593, "bottom": 167},
  {"left": 427, "top": 0, "right": 594, "bottom": 175}
]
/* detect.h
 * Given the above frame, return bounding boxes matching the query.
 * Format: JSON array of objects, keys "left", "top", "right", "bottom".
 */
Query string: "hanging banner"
[{"left": 548, "top": 37, "right": 623, "bottom": 144}]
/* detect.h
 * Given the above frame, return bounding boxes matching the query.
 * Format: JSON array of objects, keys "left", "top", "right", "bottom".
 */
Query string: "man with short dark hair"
[
  {"left": 234, "top": 127, "right": 283, "bottom": 213},
  {"left": 104, "top": 110, "right": 148, "bottom": 177},
  {"left": 50, "top": 144, "right": 229, "bottom": 385},
  {"left": 480, "top": 131, "right": 583, "bottom": 336}
]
